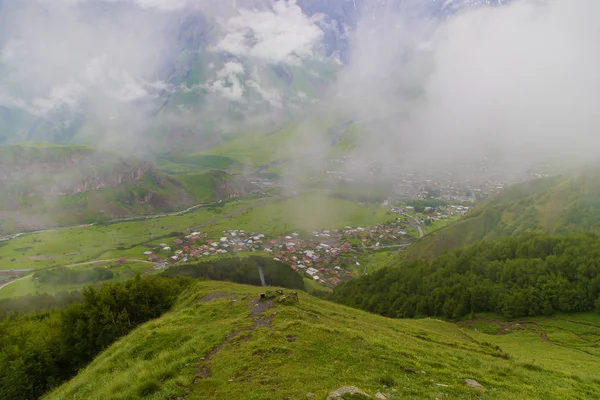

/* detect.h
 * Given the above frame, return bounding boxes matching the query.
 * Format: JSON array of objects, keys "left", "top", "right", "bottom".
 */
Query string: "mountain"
[
  {"left": 403, "top": 171, "right": 600, "bottom": 260},
  {"left": 331, "top": 232, "right": 600, "bottom": 319},
  {"left": 42, "top": 280, "right": 600, "bottom": 400},
  {"left": 0, "top": 0, "right": 342, "bottom": 152},
  {"left": 0, "top": 143, "right": 256, "bottom": 235},
  {"left": 0, "top": 0, "right": 513, "bottom": 153}
]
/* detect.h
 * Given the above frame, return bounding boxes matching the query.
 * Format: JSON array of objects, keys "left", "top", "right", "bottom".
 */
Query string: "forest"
[
  {"left": 330, "top": 233, "right": 600, "bottom": 320},
  {"left": 0, "top": 276, "right": 189, "bottom": 400},
  {"left": 161, "top": 256, "right": 306, "bottom": 290}
]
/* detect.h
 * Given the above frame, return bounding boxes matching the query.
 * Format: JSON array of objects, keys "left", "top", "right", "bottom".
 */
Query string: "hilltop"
[
  {"left": 403, "top": 172, "right": 600, "bottom": 260},
  {"left": 0, "top": 143, "right": 256, "bottom": 235},
  {"left": 43, "top": 280, "right": 600, "bottom": 400}
]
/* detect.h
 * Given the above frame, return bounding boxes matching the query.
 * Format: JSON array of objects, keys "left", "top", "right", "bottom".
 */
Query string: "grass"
[
  {"left": 462, "top": 313, "right": 600, "bottom": 384},
  {"left": 0, "top": 194, "right": 393, "bottom": 275},
  {"left": 303, "top": 277, "right": 330, "bottom": 295},
  {"left": 0, "top": 261, "right": 155, "bottom": 299},
  {"left": 197, "top": 194, "right": 393, "bottom": 237},
  {"left": 202, "top": 116, "right": 336, "bottom": 167},
  {"left": 0, "top": 197, "right": 267, "bottom": 272},
  {"left": 159, "top": 154, "right": 245, "bottom": 174},
  {"left": 404, "top": 172, "right": 600, "bottom": 260},
  {"left": 421, "top": 216, "right": 461, "bottom": 236},
  {"left": 348, "top": 250, "right": 406, "bottom": 276},
  {"left": 45, "top": 281, "right": 600, "bottom": 400}
]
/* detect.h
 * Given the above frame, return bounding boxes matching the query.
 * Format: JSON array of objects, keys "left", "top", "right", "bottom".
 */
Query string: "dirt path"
[{"left": 195, "top": 295, "right": 274, "bottom": 380}]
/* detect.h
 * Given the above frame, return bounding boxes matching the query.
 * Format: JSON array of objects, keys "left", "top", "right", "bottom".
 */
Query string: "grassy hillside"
[
  {"left": 331, "top": 233, "right": 600, "bottom": 321},
  {"left": 404, "top": 173, "right": 600, "bottom": 260},
  {"left": 0, "top": 193, "right": 392, "bottom": 278},
  {"left": 45, "top": 280, "right": 600, "bottom": 400},
  {"left": 0, "top": 143, "right": 258, "bottom": 235}
]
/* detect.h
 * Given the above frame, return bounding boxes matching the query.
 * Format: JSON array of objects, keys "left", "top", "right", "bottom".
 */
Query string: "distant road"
[
  {"left": 0, "top": 275, "right": 30, "bottom": 292},
  {"left": 0, "top": 197, "right": 284, "bottom": 294},
  {"left": 407, "top": 215, "right": 424, "bottom": 239},
  {"left": 416, "top": 225, "right": 424, "bottom": 239},
  {"left": 0, "top": 200, "right": 226, "bottom": 243}
]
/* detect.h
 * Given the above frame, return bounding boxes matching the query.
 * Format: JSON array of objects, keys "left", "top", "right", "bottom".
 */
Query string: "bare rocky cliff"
[{"left": 0, "top": 146, "right": 153, "bottom": 196}]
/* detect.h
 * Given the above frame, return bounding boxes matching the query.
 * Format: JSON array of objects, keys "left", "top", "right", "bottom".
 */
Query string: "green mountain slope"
[
  {"left": 330, "top": 233, "right": 600, "bottom": 320},
  {"left": 45, "top": 281, "right": 600, "bottom": 400},
  {"left": 404, "top": 172, "right": 600, "bottom": 260},
  {"left": 0, "top": 143, "right": 256, "bottom": 235}
]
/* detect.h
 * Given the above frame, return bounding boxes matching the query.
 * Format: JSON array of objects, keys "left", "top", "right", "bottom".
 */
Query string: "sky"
[
  {"left": 0, "top": 0, "right": 599, "bottom": 168},
  {"left": 0, "top": 0, "right": 327, "bottom": 150},
  {"left": 326, "top": 0, "right": 600, "bottom": 171}
]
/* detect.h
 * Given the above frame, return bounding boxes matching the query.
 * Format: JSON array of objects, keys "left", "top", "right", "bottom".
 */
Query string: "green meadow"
[
  {"left": 45, "top": 281, "right": 600, "bottom": 400},
  {"left": 0, "top": 261, "right": 154, "bottom": 299},
  {"left": 0, "top": 194, "right": 393, "bottom": 274}
]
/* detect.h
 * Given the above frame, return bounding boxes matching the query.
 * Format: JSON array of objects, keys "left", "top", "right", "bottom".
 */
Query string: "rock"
[
  {"left": 375, "top": 392, "right": 387, "bottom": 399},
  {"left": 306, "top": 393, "right": 316, "bottom": 399},
  {"left": 464, "top": 379, "right": 487, "bottom": 392},
  {"left": 327, "top": 386, "right": 372, "bottom": 400}
]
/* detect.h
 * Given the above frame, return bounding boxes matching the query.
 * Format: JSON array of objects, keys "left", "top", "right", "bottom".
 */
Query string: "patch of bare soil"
[
  {"left": 540, "top": 332, "right": 550, "bottom": 342},
  {"left": 198, "top": 292, "right": 242, "bottom": 303},
  {"left": 249, "top": 297, "right": 273, "bottom": 317},
  {"left": 194, "top": 297, "right": 274, "bottom": 382}
]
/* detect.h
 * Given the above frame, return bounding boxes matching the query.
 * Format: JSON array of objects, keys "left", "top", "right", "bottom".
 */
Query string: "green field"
[
  {"left": 0, "top": 194, "right": 393, "bottom": 274},
  {"left": 462, "top": 313, "right": 600, "bottom": 383},
  {"left": 0, "top": 197, "right": 266, "bottom": 272},
  {"left": 404, "top": 172, "right": 600, "bottom": 260},
  {"left": 0, "top": 261, "right": 155, "bottom": 299},
  {"left": 201, "top": 116, "right": 337, "bottom": 167},
  {"left": 420, "top": 216, "right": 461, "bottom": 236},
  {"left": 45, "top": 281, "right": 600, "bottom": 400}
]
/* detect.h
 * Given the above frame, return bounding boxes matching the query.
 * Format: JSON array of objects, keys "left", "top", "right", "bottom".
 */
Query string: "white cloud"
[
  {"left": 214, "top": 0, "right": 324, "bottom": 64},
  {"left": 30, "top": 80, "right": 85, "bottom": 115},
  {"left": 247, "top": 79, "right": 282, "bottom": 107},
  {"left": 329, "top": 0, "right": 600, "bottom": 168},
  {"left": 0, "top": 2, "right": 171, "bottom": 117},
  {"left": 132, "top": 0, "right": 189, "bottom": 11},
  {"left": 0, "top": 39, "right": 23, "bottom": 63},
  {"left": 217, "top": 61, "right": 245, "bottom": 78},
  {"left": 203, "top": 62, "right": 247, "bottom": 102}
]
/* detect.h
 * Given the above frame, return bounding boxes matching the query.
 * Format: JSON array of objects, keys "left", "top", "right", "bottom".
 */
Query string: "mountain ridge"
[{"left": 42, "top": 280, "right": 600, "bottom": 400}]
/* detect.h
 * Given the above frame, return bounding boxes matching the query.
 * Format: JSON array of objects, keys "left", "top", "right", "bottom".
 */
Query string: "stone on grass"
[
  {"left": 306, "top": 393, "right": 315, "bottom": 399},
  {"left": 327, "top": 386, "right": 372, "bottom": 400},
  {"left": 375, "top": 392, "right": 387, "bottom": 400},
  {"left": 464, "top": 379, "right": 487, "bottom": 392}
]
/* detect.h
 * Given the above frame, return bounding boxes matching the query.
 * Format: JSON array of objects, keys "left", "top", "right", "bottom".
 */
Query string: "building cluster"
[{"left": 143, "top": 219, "right": 415, "bottom": 287}]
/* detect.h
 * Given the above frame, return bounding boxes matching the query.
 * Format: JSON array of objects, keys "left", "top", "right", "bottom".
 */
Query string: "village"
[{"left": 143, "top": 204, "right": 468, "bottom": 287}]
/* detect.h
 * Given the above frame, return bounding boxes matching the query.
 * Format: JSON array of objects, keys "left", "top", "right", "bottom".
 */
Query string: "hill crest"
[{"left": 44, "top": 280, "right": 600, "bottom": 400}]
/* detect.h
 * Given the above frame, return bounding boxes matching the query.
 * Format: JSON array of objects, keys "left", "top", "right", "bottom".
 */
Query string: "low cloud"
[
  {"left": 204, "top": 62, "right": 247, "bottom": 102},
  {"left": 328, "top": 0, "right": 600, "bottom": 170},
  {"left": 214, "top": 0, "right": 324, "bottom": 64},
  {"left": 0, "top": 2, "right": 170, "bottom": 117}
]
